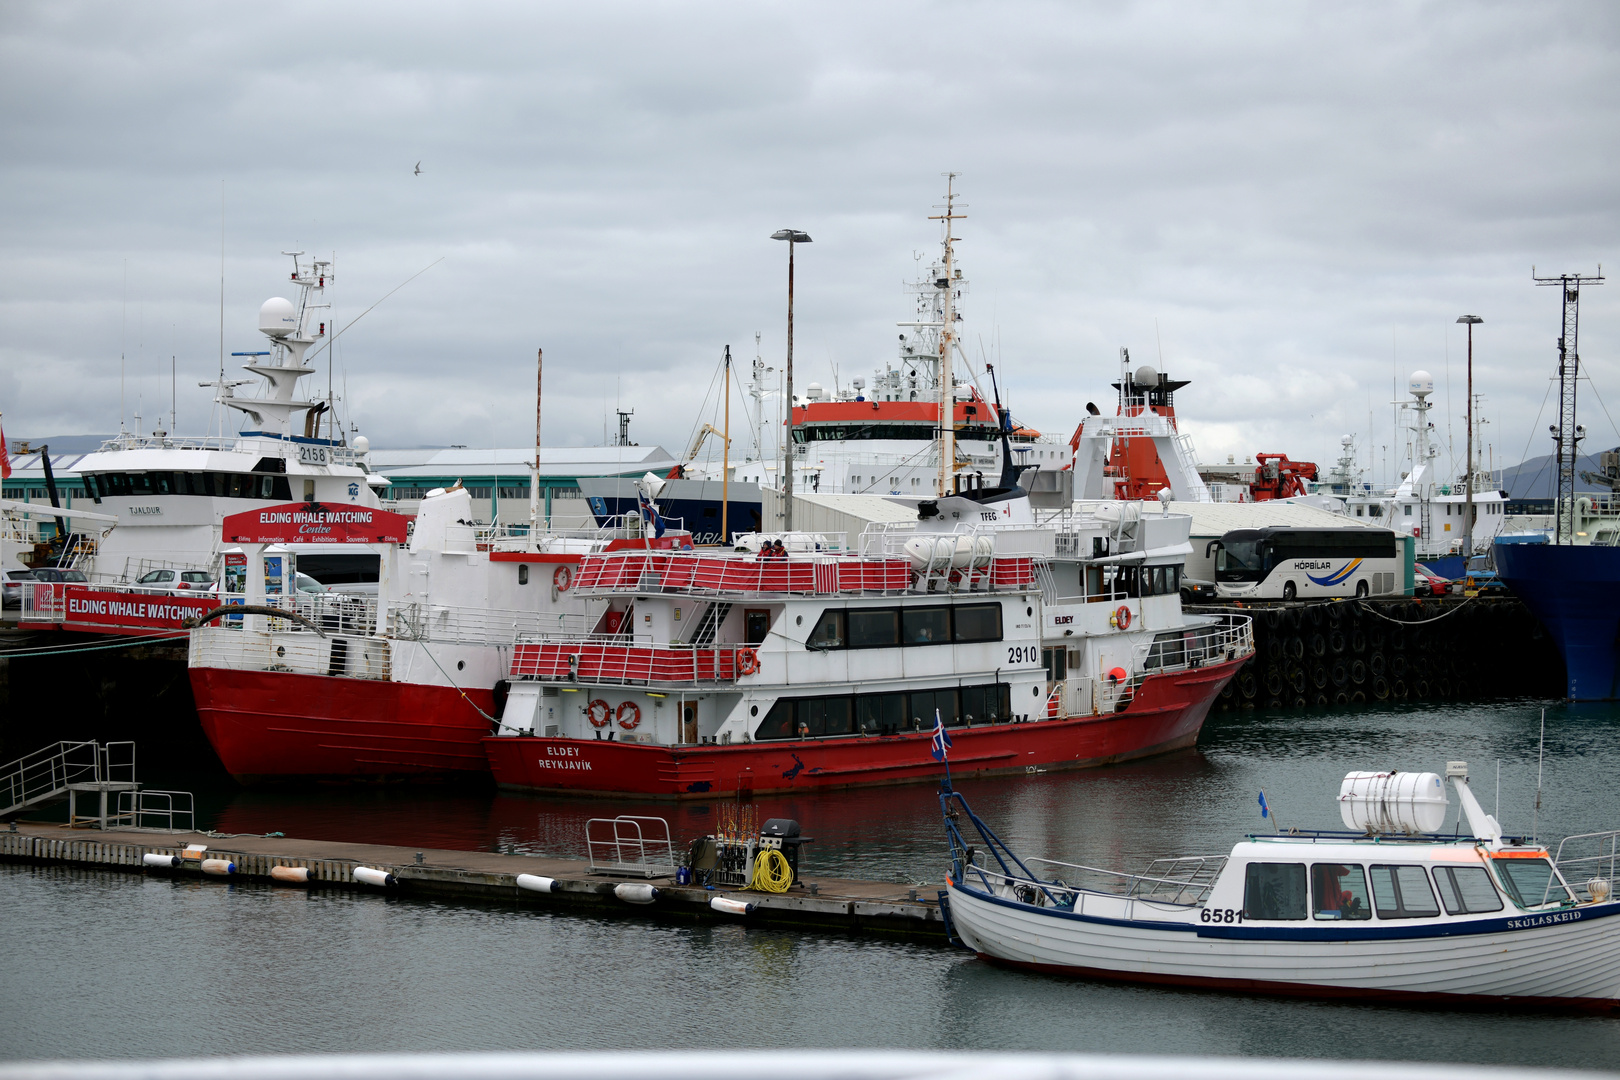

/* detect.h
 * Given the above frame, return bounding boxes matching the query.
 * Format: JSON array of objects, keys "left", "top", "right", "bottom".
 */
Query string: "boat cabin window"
[
  {"left": 1042, "top": 647, "right": 1067, "bottom": 682},
  {"left": 1369, "top": 864, "right": 1440, "bottom": 919},
  {"left": 953, "top": 604, "right": 1002, "bottom": 643},
  {"left": 1143, "top": 631, "right": 1188, "bottom": 671},
  {"left": 1243, "top": 863, "right": 1307, "bottom": 920},
  {"left": 1311, "top": 863, "right": 1371, "bottom": 920},
  {"left": 814, "top": 604, "right": 1004, "bottom": 651},
  {"left": 755, "top": 683, "right": 1009, "bottom": 740},
  {"left": 909, "top": 687, "right": 959, "bottom": 728},
  {"left": 902, "top": 606, "right": 950, "bottom": 645},
  {"left": 744, "top": 609, "right": 771, "bottom": 645},
  {"left": 1492, "top": 857, "right": 1573, "bottom": 909},
  {"left": 848, "top": 608, "right": 900, "bottom": 648},
  {"left": 807, "top": 609, "right": 845, "bottom": 649},
  {"left": 1433, "top": 866, "right": 1504, "bottom": 915}
]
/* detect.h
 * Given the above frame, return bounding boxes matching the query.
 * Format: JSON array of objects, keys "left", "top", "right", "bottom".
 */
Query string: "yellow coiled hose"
[{"left": 750, "top": 849, "right": 793, "bottom": 893}]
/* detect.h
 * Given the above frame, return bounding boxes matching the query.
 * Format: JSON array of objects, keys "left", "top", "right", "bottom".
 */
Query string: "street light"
[
  {"left": 1457, "top": 315, "right": 1483, "bottom": 565},
  {"left": 771, "top": 229, "right": 811, "bottom": 531}
]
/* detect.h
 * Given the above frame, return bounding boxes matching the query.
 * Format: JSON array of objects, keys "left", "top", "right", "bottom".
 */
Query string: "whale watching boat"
[{"left": 941, "top": 761, "right": 1620, "bottom": 1011}]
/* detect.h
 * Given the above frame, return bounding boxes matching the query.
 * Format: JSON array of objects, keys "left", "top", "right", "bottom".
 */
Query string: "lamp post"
[
  {"left": 771, "top": 229, "right": 811, "bottom": 532},
  {"left": 1457, "top": 315, "right": 1483, "bottom": 564}
]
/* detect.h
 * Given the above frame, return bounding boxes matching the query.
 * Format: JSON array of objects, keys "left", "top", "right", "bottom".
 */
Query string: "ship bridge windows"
[
  {"left": 85, "top": 471, "right": 291, "bottom": 503},
  {"left": 1492, "top": 857, "right": 1574, "bottom": 909},
  {"left": 1112, "top": 564, "right": 1182, "bottom": 597},
  {"left": 812, "top": 602, "right": 1002, "bottom": 651}
]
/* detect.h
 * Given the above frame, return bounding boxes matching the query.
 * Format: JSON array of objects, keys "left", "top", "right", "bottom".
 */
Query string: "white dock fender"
[
  {"left": 710, "top": 895, "right": 755, "bottom": 916},
  {"left": 200, "top": 858, "right": 236, "bottom": 876},
  {"left": 516, "top": 874, "right": 559, "bottom": 894},
  {"left": 613, "top": 882, "right": 658, "bottom": 905},
  {"left": 353, "top": 866, "right": 398, "bottom": 888},
  {"left": 270, "top": 865, "right": 311, "bottom": 884},
  {"left": 142, "top": 853, "right": 181, "bottom": 869}
]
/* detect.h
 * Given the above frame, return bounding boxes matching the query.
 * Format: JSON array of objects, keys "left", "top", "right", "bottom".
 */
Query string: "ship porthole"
[
  {"left": 1033, "top": 686, "right": 1040, "bottom": 696},
  {"left": 457, "top": 660, "right": 466, "bottom": 671},
  {"left": 276, "top": 646, "right": 285, "bottom": 658},
  {"left": 1026, "top": 606, "right": 1033, "bottom": 617},
  {"left": 751, "top": 705, "right": 759, "bottom": 716},
  {"left": 796, "top": 615, "right": 803, "bottom": 625}
]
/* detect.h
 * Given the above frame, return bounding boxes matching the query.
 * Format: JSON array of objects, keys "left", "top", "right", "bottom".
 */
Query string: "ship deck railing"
[
  {"left": 1551, "top": 830, "right": 1620, "bottom": 903},
  {"left": 475, "top": 514, "right": 690, "bottom": 553},
  {"left": 566, "top": 549, "right": 1039, "bottom": 599},
  {"left": 388, "top": 602, "right": 597, "bottom": 646},
  {"left": 189, "top": 625, "right": 392, "bottom": 682},
  {"left": 508, "top": 639, "right": 751, "bottom": 687},
  {"left": 93, "top": 432, "right": 363, "bottom": 463},
  {"left": 965, "top": 853, "right": 1226, "bottom": 911}
]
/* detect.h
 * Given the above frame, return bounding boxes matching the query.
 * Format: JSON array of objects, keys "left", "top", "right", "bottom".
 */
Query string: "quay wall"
[
  {"left": 0, "top": 825, "right": 950, "bottom": 943},
  {"left": 1196, "top": 596, "right": 1564, "bottom": 711}
]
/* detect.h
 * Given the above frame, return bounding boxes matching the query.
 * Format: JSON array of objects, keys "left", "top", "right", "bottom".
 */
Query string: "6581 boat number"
[
  {"left": 1007, "top": 645, "right": 1040, "bottom": 664},
  {"left": 1200, "top": 908, "right": 1244, "bottom": 923}
]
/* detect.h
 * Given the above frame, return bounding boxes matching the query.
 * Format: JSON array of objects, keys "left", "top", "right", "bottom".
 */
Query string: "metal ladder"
[
  {"left": 1, "top": 741, "right": 109, "bottom": 820},
  {"left": 0, "top": 740, "right": 187, "bottom": 830},
  {"left": 689, "top": 602, "right": 732, "bottom": 646}
]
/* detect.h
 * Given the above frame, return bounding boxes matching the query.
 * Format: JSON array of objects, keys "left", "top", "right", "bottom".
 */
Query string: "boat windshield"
[
  {"left": 1215, "top": 540, "right": 1264, "bottom": 583},
  {"left": 1494, "top": 857, "right": 1573, "bottom": 908}
]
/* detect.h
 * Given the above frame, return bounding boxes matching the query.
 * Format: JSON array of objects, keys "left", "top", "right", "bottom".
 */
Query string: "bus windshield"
[{"left": 1216, "top": 540, "right": 1263, "bottom": 582}]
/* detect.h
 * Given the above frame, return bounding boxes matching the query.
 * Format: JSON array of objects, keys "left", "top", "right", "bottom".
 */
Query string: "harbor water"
[{"left": 3, "top": 698, "right": 1618, "bottom": 1068}]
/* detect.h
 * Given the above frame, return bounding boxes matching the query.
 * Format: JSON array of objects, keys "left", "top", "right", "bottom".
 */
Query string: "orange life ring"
[
  {"left": 586, "top": 698, "right": 611, "bottom": 728},
  {"left": 1115, "top": 605, "right": 1132, "bottom": 630},
  {"left": 616, "top": 700, "right": 642, "bottom": 730},
  {"left": 553, "top": 564, "right": 573, "bottom": 591},
  {"left": 737, "top": 648, "right": 760, "bottom": 676}
]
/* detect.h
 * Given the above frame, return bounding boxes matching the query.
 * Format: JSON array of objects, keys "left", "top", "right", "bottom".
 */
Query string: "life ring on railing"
[
  {"left": 737, "top": 648, "right": 760, "bottom": 676},
  {"left": 616, "top": 700, "right": 642, "bottom": 730},
  {"left": 553, "top": 564, "right": 573, "bottom": 591},
  {"left": 586, "top": 698, "right": 612, "bottom": 728},
  {"left": 1114, "top": 605, "right": 1132, "bottom": 630}
]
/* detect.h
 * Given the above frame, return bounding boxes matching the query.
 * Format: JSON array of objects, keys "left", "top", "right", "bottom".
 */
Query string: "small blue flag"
[
  {"left": 930, "top": 709, "right": 953, "bottom": 762},
  {"left": 1258, "top": 791, "right": 1269, "bottom": 819}
]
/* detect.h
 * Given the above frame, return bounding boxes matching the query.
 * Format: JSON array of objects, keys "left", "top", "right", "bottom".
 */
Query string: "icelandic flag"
[
  {"left": 930, "top": 709, "right": 953, "bottom": 762},
  {"left": 637, "top": 490, "right": 667, "bottom": 538},
  {"left": 1258, "top": 791, "right": 1270, "bottom": 820}
]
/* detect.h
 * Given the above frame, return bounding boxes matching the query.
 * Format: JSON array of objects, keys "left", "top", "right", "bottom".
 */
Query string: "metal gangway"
[
  {"left": 0, "top": 740, "right": 193, "bottom": 831},
  {"left": 585, "top": 816, "right": 678, "bottom": 878}
]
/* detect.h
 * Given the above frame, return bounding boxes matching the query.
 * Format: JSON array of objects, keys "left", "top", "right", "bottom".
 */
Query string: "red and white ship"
[{"left": 483, "top": 475, "right": 1252, "bottom": 798}]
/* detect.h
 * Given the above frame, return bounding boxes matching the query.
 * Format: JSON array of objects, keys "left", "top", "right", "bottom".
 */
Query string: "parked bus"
[{"left": 1208, "top": 527, "right": 1401, "bottom": 600}]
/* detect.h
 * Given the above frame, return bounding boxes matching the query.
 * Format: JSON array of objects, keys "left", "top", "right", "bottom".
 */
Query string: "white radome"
[
  {"left": 1408, "top": 370, "right": 1435, "bottom": 398},
  {"left": 259, "top": 297, "right": 298, "bottom": 338}
]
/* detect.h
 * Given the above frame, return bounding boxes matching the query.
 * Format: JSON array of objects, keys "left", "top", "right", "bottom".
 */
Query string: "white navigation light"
[
  {"left": 1408, "top": 370, "right": 1435, "bottom": 399},
  {"left": 1338, "top": 770, "right": 1448, "bottom": 834},
  {"left": 259, "top": 297, "right": 298, "bottom": 338}
]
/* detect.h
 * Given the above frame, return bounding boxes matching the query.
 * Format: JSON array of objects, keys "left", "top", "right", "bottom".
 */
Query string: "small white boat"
[{"left": 941, "top": 763, "right": 1620, "bottom": 1011}]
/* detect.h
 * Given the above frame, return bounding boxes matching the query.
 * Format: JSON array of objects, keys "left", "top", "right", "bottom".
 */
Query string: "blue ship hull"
[
  {"left": 1494, "top": 541, "right": 1620, "bottom": 700},
  {"left": 580, "top": 478, "right": 764, "bottom": 547}
]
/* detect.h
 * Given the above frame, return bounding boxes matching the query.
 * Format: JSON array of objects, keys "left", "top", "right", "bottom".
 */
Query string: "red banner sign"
[
  {"left": 55, "top": 585, "right": 217, "bottom": 632},
  {"left": 222, "top": 502, "right": 410, "bottom": 545}
]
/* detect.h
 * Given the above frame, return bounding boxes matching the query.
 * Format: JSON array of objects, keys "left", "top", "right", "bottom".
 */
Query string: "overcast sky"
[{"left": 2, "top": 1, "right": 1616, "bottom": 490}]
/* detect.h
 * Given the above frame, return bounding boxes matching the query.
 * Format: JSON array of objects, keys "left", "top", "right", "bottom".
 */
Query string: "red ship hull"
[
  {"left": 190, "top": 667, "right": 495, "bottom": 783},
  {"left": 482, "top": 656, "right": 1243, "bottom": 799}
]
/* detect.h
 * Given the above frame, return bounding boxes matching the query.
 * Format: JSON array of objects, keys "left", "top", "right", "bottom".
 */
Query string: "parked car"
[
  {"left": 29, "top": 568, "right": 88, "bottom": 584},
  {"left": 2, "top": 569, "right": 35, "bottom": 609},
  {"left": 135, "top": 569, "right": 216, "bottom": 593},
  {"left": 1464, "top": 554, "right": 1508, "bottom": 594},
  {"left": 1179, "top": 577, "right": 1218, "bottom": 603},
  {"left": 1413, "top": 564, "right": 1454, "bottom": 597}
]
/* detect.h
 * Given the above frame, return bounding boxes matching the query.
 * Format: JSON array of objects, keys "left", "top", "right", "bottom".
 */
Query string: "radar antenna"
[{"left": 1533, "top": 265, "right": 1605, "bottom": 543}]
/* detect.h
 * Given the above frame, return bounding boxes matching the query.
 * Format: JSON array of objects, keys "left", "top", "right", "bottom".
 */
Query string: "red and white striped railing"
[
  {"left": 510, "top": 640, "right": 753, "bottom": 685},
  {"left": 565, "top": 551, "right": 1036, "bottom": 597}
]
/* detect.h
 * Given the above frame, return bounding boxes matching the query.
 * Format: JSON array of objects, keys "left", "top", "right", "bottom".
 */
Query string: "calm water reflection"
[{"left": 3, "top": 699, "right": 1617, "bottom": 1066}]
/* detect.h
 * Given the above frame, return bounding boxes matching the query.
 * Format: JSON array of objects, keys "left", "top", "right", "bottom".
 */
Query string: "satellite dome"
[
  {"left": 1409, "top": 370, "right": 1435, "bottom": 398},
  {"left": 806, "top": 382, "right": 824, "bottom": 400},
  {"left": 352, "top": 435, "right": 370, "bottom": 454},
  {"left": 1134, "top": 365, "right": 1160, "bottom": 388},
  {"left": 1341, "top": 434, "right": 1354, "bottom": 446},
  {"left": 259, "top": 297, "right": 298, "bottom": 338}
]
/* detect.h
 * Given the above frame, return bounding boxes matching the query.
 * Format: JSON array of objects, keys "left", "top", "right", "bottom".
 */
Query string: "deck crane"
[{"left": 666, "top": 423, "right": 732, "bottom": 480}]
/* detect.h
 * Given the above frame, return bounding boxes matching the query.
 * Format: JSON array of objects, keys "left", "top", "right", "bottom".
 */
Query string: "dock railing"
[
  {"left": 1, "top": 741, "right": 101, "bottom": 819},
  {"left": 586, "top": 816, "right": 677, "bottom": 878},
  {"left": 114, "top": 789, "right": 196, "bottom": 832}
]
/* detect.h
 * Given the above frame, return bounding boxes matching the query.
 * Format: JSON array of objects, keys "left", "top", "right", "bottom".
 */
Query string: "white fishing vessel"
[
  {"left": 942, "top": 761, "right": 1620, "bottom": 1010},
  {"left": 55, "top": 254, "right": 388, "bottom": 583}
]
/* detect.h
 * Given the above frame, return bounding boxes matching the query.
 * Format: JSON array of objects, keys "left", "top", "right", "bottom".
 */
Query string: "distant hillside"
[{"left": 1498, "top": 448, "right": 1615, "bottom": 499}]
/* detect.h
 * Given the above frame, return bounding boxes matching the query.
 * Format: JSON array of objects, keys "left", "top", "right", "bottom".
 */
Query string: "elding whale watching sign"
[{"left": 222, "top": 503, "right": 410, "bottom": 545}]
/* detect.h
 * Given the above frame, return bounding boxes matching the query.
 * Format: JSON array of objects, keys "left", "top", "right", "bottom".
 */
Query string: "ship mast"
[{"left": 929, "top": 174, "right": 965, "bottom": 497}]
